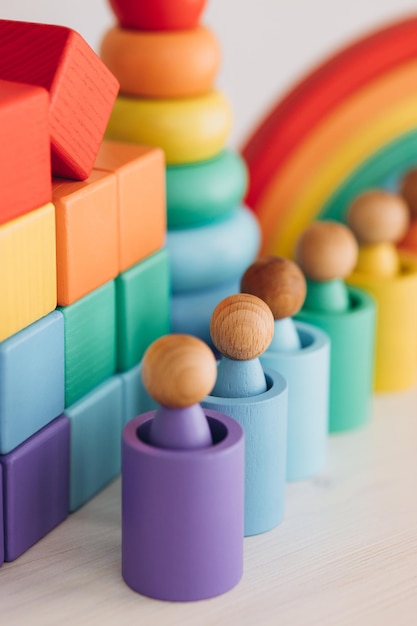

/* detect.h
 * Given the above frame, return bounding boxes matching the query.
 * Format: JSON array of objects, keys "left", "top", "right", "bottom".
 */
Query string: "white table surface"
[{"left": 1, "top": 387, "right": 417, "bottom": 626}]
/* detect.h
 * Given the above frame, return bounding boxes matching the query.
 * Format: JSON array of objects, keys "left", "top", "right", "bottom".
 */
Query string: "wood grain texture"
[{"left": 1, "top": 388, "right": 417, "bottom": 624}]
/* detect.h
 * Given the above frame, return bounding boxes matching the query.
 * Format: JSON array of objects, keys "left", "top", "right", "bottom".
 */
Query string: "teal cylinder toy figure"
[
  {"left": 201, "top": 293, "right": 288, "bottom": 536},
  {"left": 241, "top": 256, "right": 330, "bottom": 481},
  {"left": 294, "top": 221, "right": 376, "bottom": 433}
]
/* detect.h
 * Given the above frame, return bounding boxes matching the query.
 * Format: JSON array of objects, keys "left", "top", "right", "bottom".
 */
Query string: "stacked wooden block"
[
  {"left": 0, "top": 19, "right": 170, "bottom": 565},
  {"left": 102, "top": 0, "right": 260, "bottom": 344}
]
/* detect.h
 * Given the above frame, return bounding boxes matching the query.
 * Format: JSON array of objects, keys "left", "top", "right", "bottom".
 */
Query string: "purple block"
[
  {"left": 1, "top": 416, "right": 70, "bottom": 562},
  {"left": 0, "top": 464, "right": 3, "bottom": 567},
  {"left": 122, "top": 409, "right": 245, "bottom": 601}
]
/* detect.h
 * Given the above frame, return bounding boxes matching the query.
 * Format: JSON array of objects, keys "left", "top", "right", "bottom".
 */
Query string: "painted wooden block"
[
  {"left": 94, "top": 140, "right": 166, "bottom": 273},
  {"left": 0, "top": 203, "right": 56, "bottom": 343},
  {"left": 53, "top": 171, "right": 119, "bottom": 306},
  {"left": 0, "top": 80, "right": 51, "bottom": 225},
  {"left": 0, "top": 465, "right": 3, "bottom": 567},
  {"left": 118, "top": 361, "right": 157, "bottom": 427},
  {"left": 0, "top": 311, "right": 64, "bottom": 454},
  {"left": 0, "top": 416, "right": 70, "bottom": 562},
  {"left": 65, "top": 376, "right": 123, "bottom": 512},
  {"left": 0, "top": 19, "right": 119, "bottom": 180},
  {"left": 100, "top": 25, "right": 220, "bottom": 99},
  {"left": 58, "top": 281, "right": 117, "bottom": 408},
  {"left": 116, "top": 249, "right": 170, "bottom": 372},
  {"left": 106, "top": 90, "right": 232, "bottom": 165}
]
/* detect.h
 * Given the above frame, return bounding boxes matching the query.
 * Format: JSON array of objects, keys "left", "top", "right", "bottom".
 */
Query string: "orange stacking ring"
[{"left": 100, "top": 25, "right": 221, "bottom": 99}]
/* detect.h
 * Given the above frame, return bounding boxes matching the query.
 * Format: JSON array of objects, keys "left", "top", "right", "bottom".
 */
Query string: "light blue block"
[
  {"left": 119, "top": 361, "right": 158, "bottom": 427},
  {"left": 65, "top": 376, "right": 123, "bottom": 512},
  {"left": 261, "top": 321, "right": 330, "bottom": 482},
  {"left": 0, "top": 311, "right": 64, "bottom": 454}
]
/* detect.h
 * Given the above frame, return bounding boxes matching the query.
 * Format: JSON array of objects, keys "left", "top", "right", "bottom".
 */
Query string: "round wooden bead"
[
  {"left": 106, "top": 90, "right": 232, "bottom": 165},
  {"left": 347, "top": 189, "right": 409, "bottom": 244},
  {"left": 240, "top": 256, "right": 306, "bottom": 320},
  {"left": 108, "top": 0, "right": 207, "bottom": 30},
  {"left": 210, "top": 294, "right": 274, "bottom": 361},
  {"left": 141, "top": 334, "right": 217, "bottom": 408},
  {"left": 166, "top": 150, "right": 248, "bottom": 228},
  {"left": 100, "top": 25, "right": 220, "bottom": 99},
  {"left": 400, "top": 168, "right": 417, "bottom": 216},
  {"left": 295, "top": 221, "right": 358, "bottom": 281}
]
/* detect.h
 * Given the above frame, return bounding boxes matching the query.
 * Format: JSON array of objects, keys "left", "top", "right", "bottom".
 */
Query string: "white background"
[{"left": 0, "top": 0, "right": 417, "bottom": 147}]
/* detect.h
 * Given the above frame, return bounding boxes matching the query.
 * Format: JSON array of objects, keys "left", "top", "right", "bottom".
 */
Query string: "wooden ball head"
[
  {"left": 400, "top": 168, "right": 417, "bottom": 217},
  {"left": 141, "top": 334, "right": 217, "bottom": 408},
  {"left": 295, "top": 221, "right": 358, "bottom": 281},
  {"left": 240, "top": 256, "right": 306, "bottom": 320},
  {"left": 347, "top": 190, "right": 409, "bottom": 245},
  {"left": 210, "top": 293, "right": 274, "bottom": 361}
]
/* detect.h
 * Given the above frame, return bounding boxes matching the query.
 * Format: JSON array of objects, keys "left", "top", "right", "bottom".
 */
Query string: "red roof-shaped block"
[{"left": 0, "top": 20, "right": 119, "bottom": 180}]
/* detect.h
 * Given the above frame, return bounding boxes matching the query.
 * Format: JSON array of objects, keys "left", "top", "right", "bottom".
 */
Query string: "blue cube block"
[
  {"left": 1, "top": 416, "right": 70, "bottom": 561},
  {"left": 119, "top": 361, "right": 157, "bottom": 427},
  {"left": 0, "top": 310, "right": 64, "bottom": 454},
  {"left": 0, "top": 464, "right": 3, "bottom": 567},
  {"left": 65, "top": 376, "right": 123, "bottom": 512}
]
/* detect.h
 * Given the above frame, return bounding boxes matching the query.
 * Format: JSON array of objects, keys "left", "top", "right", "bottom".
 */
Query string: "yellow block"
[
  {"left": 0, "top": 203, "right": 57, "bottom": 342},
  {"left": 105, "top": 90, "right": 232, "bottom": 165},
  {"left": 347, "top": 252, "right": 417, "bottom": 391}
]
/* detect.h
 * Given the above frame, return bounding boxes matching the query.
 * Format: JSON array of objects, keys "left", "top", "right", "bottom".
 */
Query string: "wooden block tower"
[
  {"left": 0, "top": 18, "right": 170, "bottom": 564},
  {"left": 102, "top": 0, "right": 261, "bottom": 346}
]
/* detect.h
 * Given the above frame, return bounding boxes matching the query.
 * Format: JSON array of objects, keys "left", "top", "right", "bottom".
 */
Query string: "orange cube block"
[
  {"left": 0, "top": 20, "right": 119, "bottom": 180},
  {"left": 0, "top": 80, "right": 51, "bottom": 225},
  {"left": 94, "top": 140, "right": 166, "bottom": 273},
  {"left": 53, "top": 171, "right": 119, "bottom": 306},
  {"left": 0, "top": 203, "right": 57, "bottom": 342}
]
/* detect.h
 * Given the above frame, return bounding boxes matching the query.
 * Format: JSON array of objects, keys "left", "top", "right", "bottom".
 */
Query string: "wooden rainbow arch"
[{"left": 242, "top": 15, "right": 417, "bottom": 258}]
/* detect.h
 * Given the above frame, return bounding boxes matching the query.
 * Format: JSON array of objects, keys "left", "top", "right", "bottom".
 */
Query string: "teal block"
[
  {"left": 119, "top": 361, "right": 158, "bottom": 427},
  {"left": 116, "top": 248, "right": 171, "bottom": 372},
  {"left": 0, "top": 311, "right": 64, "bottom": 454},
  {"left": 58, "top": 280, "right": 116, "bottom": 407},
  {"left": 65, "top": 376, "right": 123, "bottom": 512}
]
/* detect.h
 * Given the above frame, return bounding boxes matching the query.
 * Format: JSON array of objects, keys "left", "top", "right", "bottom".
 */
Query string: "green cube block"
[
  {"left": 59, "top": 280, "right": 116, "bottom": 407},
  {"left": 116, "top": 248, "right": 170, "bottom": 372}
]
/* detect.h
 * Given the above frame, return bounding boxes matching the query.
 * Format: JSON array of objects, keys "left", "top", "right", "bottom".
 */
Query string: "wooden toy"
[
  {"left": 0, "top": 416, "right": 70, "bottom": 561},
  {"left": 0, "top": 19, "right": 119, "bottom": 180},
  {"left": 347, "top": 190, "right": 409, "bottom": 277},
  {"left": 58, "top": 281, "right": 116, "bottom": 408},
  {"left": 247, "top": 60, "right": 417, "bottom": 257},
  {"left": 0, "top": 203, "right": 56, "bottom": 343},
  {"left": 241, "top": 256, "right": 330, "bottom": 481},
  {"left": 0, "top": 80, "right": 50, "bottom": 225},
  {"left": 166, "top": 149, "right": 248, "bottom": 228},
  {"left": 0, "top": 465, "right": 3, "bottom": 567},
  {"left": 202, "top": 294, "right": 288, "bottom": 535},
  {"left": 0, "top": 311, "right": 64, "bottom": 454},
  {"left": 116, "top": 249, "right": 170, "bottom": 372},
  {"left": 105, "top": 90, "right": 232, "bottom": 165},
  {"left": 122, "top": 334, "right": 244, "bottom": 601},
  {"left": 100, "top": 25, "right": 220, "bottom": 99},
  {"left": 398, "top": 167, "right": 417, "bottom": 253},
  {"left": 53, "top": 171, "right": 119, "bottom": 306},
  {"left": 294, "top": 222, "right": 376, "bottom": 432},
  {"left": 119, "top": 361, "right": 158, "bottom": 427},
  {"left": 167, "top": 205, "right": 260, "bottom": 294},
  {"left": 94, "top": 140, "right": 166, "bottom": 273},
  {"left": 108, "top": 0, "right": 207, "bottom": 31},
  {"left": 65, "top": 377, "right": 123, "bottom": 512},
  {"left": 242, "top": 15, "right": 417, "bottom": 257},
  {"left": 346, "top": 192, "right": 417, "bottom": 391},
  {"left": 171, "top": 277, "right": 241, "bottom": 346}
]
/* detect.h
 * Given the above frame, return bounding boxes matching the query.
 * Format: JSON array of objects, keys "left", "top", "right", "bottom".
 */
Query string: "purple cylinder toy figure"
[{"left": 122, "top": 334, "right": 245, "bottom": 601}]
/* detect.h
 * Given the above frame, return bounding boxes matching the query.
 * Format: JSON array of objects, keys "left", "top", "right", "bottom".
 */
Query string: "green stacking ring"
[{"left": 166, "top": 150, "right": 248, "bottom": 228}]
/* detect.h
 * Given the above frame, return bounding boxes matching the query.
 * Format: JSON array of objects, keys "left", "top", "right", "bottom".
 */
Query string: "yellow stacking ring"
[
  {"left": 106, "top": 90, "right": 232, "bottom": 165},
  {"left": 100, "top": 25, "right": 221, "bottom": 98}
]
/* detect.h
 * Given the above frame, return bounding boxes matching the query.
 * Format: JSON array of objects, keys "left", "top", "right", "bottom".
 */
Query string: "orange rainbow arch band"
[{"left": 242, "top": 14, "right": 417, "bottom": 256}]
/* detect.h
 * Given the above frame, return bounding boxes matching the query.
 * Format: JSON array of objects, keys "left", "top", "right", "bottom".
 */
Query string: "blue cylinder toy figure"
[
  {"left": 202, "top": 294, "right": 288, "bottom": 536},
  {"left": 241, "top": 256, "right": 330, "bottom": 481},
  {"left": 122, "top": 334, "right": 245, "bottom": 601},
  {"left": 294, "top": 221, "right": 376, "bottom": 433}
]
